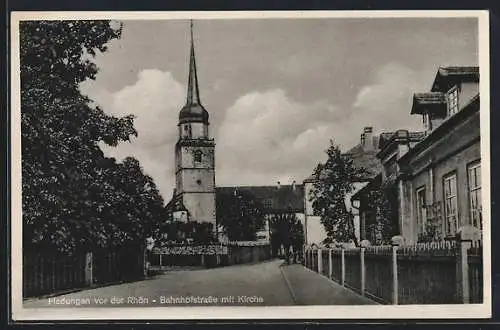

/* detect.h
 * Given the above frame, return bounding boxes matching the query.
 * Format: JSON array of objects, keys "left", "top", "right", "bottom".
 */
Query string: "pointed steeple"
[
  {"left": 186, "top": 20, "right": 201, "bottom": 106},
  {"left": 178, "top": 20, "right": 209, "bottom": 125}
]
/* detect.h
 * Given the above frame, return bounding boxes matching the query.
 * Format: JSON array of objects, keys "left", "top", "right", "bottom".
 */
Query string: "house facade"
[
  {"left": 352, "top": 66, "right": 481, "bottom": 244},
  {"left": 398, "top": 66, "right": 481, "bottom": 243}
]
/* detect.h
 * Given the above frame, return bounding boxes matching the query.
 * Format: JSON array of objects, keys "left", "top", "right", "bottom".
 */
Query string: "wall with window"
[{"left": 402, "top": 110, "right": 480, "bottom": 243}]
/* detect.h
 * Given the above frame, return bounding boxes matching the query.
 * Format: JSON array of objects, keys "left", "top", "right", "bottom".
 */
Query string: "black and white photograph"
[{"left": 10, "top": 11, "right": 490, "bottom": 320}]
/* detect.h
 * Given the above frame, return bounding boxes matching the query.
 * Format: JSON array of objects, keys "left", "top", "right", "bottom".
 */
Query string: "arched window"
[{"left": 194, "top": 150, "right": 202, "bottom": 162}]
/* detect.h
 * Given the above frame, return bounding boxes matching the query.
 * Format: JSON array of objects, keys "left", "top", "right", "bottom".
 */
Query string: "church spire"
[{"left": 186, "top": 20, "right": 201, "bottom": 106}]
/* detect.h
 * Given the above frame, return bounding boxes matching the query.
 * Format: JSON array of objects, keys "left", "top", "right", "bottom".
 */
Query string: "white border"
[{"left": 10, "top": 10, "right": 491, "bottom": 321}]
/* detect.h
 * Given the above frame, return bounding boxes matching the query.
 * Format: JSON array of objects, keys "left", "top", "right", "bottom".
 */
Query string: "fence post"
[
  {"left": 341, "top": 247, "right": 345, "bottom": 286},
  {"left": 456, "top": 226, "right": 480, "bottom": 304},
  {"left": 360, "top": 247, "right": 366, "bottom": 296},
  {"left": 328, "top": 249, "right": 333, "bottom": 279},
  {"left": 84, "top": 252, "right": 93, "bottom": 286},
  {"left": 317, "top": 248, "right": 322, "bottom": 274},
  {"left": 392, "top": 243, "right": 399, "bottom": 305}
]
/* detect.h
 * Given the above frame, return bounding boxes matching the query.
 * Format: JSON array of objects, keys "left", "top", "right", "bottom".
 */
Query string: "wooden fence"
[
  {"left": 23, "top": 248, "right": 146, "bottom": 298},
  {"left": 304, "top": 237, "right": 483, "bottom": 305}
]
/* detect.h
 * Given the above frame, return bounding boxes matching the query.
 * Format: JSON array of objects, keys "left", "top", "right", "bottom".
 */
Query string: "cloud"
[
  {"left": 350, "top": 62, "right": 424, "bottom": 133},
  {"left": 216, "top": 89, "right": 340, "bottom": 186},
  {"left": 80, "top": 69, "right": 184, "bottom": 201},
  {"left": 78, "top": 62, "right": 428, "bottom": 201}
]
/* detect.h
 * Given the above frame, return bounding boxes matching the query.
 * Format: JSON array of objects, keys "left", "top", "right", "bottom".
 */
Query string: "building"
[
  {"left": 398, "top": 66, "right": 481, "bottom": 243},
  {"left": 167, "top": 23, "right": 216, "bottom": 231},
  {"left": 352, "top": 130, "right": 425, "bottom": 243},
  {"left": 303, "top": 127, "right": 394, "bottom": 245},
  {"left": 352, "top": 66, "right": 481, "bottom": 244},
  {"left": 216, "top": 182, "right": 305, "bottom": 243}
]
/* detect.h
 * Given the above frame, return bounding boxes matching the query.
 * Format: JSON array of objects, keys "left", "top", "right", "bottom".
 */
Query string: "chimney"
[
  {"left": 292, "top": 180, "right": 296, "bottom": 191},
  {"left": 363, "top": 126, "right": 373, "bottom": 151}
]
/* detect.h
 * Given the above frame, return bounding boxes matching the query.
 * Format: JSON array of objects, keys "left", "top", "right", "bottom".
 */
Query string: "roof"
[
  {"left": 166, "top": 193, "right": 188, "bottom": 213},
  {"left": 431, "top": 66, "right": 479, "bottom": 92},
  {"left": 411, "top": 92, "right": 447, "bottom": 115},
  {"left": 216, "top": 185, "right": 304, "bottom": 213},
  {"left": 351, "top": 173, "right": 382, "bottom": 201},
  {"left": 377, "top": 130, "right": 426, "bottom": 160},
  {"left": 305, "top": 133, "right": 393, "bottom": 183},
  {"left": 344, "top": 133, "right": 394, "bottom": 180},
  {"left": 179, "top": 22, "right": 209, "bottom": 125},
  {"left": 399, "top": 94, "right": 480, "bottom": 166}
]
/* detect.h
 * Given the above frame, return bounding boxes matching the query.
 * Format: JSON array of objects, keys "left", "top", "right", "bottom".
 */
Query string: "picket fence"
[
  {"left": 304, "top": 239, "right": 483, "bottom": 304},
  {"left": 23, "top": 247, "right": 146, "bottom": 298}
]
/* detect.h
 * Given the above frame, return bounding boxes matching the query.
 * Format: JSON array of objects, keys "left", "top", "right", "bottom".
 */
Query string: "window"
[
  {"left": 184, "top": 124, "right": 192, "bottom": 138},
  {"left": 194, "top": 150, "right": 202, "bottom": 162},
  {"left": 263, "top": 199, "right": 273, "bottom": 209},
  {"left": 443, "top": 173, "right": 458, "bottom": 236},
  {"left": 416, "top": 187, "right": 427, "bottom": 235},
  {"left": 447, "top": 85, "right": 459, "bottom": 116},
  {"left": 468, "top": 162, "right": 482, "bottom": 229}
]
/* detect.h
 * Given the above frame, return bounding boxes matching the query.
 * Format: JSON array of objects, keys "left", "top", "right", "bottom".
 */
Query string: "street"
[{"left": 23, "top": 260, "right": 376, "bottom": 307}]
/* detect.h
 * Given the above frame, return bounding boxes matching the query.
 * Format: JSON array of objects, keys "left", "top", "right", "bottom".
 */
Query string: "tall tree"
[
  {"left": 20, "top": 21, "right": 163, "bottom": 253},
  {"left": 309, "top": 140, "right": 365, "bottom": 245},
  {"left": 216, "top": 190, "right": 265, "bottom": 241}
]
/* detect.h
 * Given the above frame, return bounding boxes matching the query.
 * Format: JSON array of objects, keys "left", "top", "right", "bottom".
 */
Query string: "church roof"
[
  {"left": 179, "top": 21, "right": 209, "bottom": 125},
  {"left": 216, "top": 185, "right": 305, "bottom": 213}
]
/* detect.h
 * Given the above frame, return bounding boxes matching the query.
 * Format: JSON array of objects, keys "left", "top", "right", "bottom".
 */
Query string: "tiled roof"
[
  {"left": 377, "top": 130, "right": 426, "bottom": 159},
  {"left": 431, "top": 66, "right": 479, "bottom": 92},
  {"left": 411, "top": 92, "right": 447, "bottom": 114},
  {"left": 216, "top": 185, "right": 304, "bottom": 213}
]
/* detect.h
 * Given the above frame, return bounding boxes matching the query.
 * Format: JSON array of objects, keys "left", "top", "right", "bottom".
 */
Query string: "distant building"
[
  {"left": 216, "top": 182, "right": 305, "bottom": 243},
  {"left": 352, "top": 66, "right": 481, "bottom": 244},
  {"left": 303, "top": 127, "right": 394, "bottom": 246}
]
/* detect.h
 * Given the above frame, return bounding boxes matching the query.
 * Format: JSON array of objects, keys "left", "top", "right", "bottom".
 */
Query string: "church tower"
[{"left": 173, "top": 21, "right": 216, "bottom": 230}]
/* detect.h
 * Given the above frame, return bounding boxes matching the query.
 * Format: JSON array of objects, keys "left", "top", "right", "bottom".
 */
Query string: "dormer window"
[{"left": 446, "top": 85, "right": 459, "bottom": 117}]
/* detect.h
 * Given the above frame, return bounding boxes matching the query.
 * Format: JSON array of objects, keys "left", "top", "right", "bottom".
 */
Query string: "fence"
[
  {"left": 149, "top": 242, "right": 272, "bottom": 269},
  {"left": 23, "top": 248, "right": 146, "bottom": 298},
  {"left": 303, "top": 230, "right": 483, "bottom": 304}
]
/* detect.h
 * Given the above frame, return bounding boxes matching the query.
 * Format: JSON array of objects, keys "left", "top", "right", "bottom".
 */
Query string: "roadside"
[{"left": 279, "top": 264, "right": 378, "bottom": 305}]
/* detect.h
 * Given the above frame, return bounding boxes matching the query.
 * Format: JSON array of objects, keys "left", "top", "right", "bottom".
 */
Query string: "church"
[
  {"left": 166, "top": 22, "right": 306, "bottom": 244},
  {"left": 166, "top": 22, "right": 217, "bottom": 233}
]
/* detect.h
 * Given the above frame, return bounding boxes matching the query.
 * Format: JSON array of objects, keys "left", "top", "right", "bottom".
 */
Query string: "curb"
[{"left": 278, "top": 263, "right": 298, "bottom": 305}]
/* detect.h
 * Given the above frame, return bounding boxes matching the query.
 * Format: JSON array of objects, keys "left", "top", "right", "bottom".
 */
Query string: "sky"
[{"left": 79, "top": 17, "right": 479, "bottom": 202}]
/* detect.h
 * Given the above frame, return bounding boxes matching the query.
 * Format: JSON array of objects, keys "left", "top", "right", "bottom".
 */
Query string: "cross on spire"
[{"left": 186, "top": 19, "right": 201, "bottom": 106}]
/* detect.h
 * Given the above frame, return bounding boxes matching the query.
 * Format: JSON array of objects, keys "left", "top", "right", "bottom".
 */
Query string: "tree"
[
  {"left": 269, "top": 212, "right": 304, "bottom": 259},
  {"left": 309, "top": 140, "right": 366, "bottom": 245},
  {"left": 21, "top": 20, "right": 164, "bottom": 253},
  {"left": 216, "top": 190, "right": 265, "bottom": 241},
  {"left": 365, "top": 177, "right": 399, "bottom": 244}
]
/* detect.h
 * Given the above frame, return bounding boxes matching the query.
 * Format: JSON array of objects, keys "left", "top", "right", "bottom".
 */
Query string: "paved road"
[
  {"left": 24, "top": 260, "right": 294, "bottom": 307},
  {"left": 23, "top": 260, "right": 376, "bottom": 307}
]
